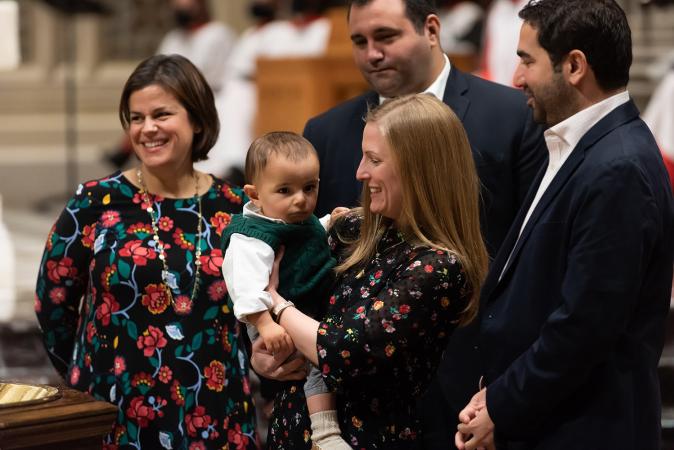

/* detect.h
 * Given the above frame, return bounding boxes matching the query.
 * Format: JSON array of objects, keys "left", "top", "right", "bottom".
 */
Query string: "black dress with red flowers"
[
  {"left": 267, "top": 214, "right": 471, "bottom": 449},
  {"left": 35, "top": 171, "right": 259, "bottom": 450}
]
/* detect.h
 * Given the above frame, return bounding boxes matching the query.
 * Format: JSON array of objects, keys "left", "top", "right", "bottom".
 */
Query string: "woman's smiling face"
[
  {"left": 127, "top": 84, "right": 198, "bottom": 171},
  {"left": 356, "top": 122, "right": 402, "bottom": 222}
]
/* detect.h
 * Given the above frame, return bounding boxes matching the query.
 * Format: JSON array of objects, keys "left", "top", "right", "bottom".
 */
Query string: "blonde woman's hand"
[{"left": 329, "top": 207, "right": 350, "bottom": 229}]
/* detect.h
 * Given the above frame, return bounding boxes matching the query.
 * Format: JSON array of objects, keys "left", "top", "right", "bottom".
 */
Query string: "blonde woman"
[{"left": 254, "top": 94, "right": 488, "bottom": 449}]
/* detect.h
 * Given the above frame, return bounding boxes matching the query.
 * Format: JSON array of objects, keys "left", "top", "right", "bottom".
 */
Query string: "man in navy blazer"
[
  {"left": 302, "top": 1, "right": 545, "bottom": 447},
  {"left": 456, "top": 1, "right": 674, "bottom": 449},
  {"left": 304, "top": 0, "right": 545, "bottom": 258}
]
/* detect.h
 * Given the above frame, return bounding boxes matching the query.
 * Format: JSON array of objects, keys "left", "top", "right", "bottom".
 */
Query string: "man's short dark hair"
[
  {"left": 519, "top": 0, "right": 632, "bottom": 91},
  {"left": 348, "top": 0, "right": 437, "bottom": 32},
  {"left": 119, "top": 54, "right": 219, "bottom": 162}
]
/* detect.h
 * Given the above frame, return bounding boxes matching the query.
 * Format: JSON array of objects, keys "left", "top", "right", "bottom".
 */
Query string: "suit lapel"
[
  {"left": 443, "top": 68, "right": 470, "bottom": 120},
  {"left": 486, "top": 100, "right": 641, "bottom": 299},
  {"left": 495, "top": 148, "right": 585, "bottom": 285},
  {"left": 481, "top": 162, "right": 546, "bottom": 300},
  {"left": 365, "top": 91, "right": 379, "bottom": 109}
]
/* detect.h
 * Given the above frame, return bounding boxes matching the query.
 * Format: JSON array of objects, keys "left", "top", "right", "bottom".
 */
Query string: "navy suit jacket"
[
  {"left": 304, "top": 67, "right": 546, "bottom": 257},
  {"left": 478, "top": 99, "right": 674, "bottom": 449}
]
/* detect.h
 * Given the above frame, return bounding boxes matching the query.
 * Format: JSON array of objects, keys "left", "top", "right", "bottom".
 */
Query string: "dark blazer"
[
  {"left": 303, "top": 68, "right": 546, "bottom": 443},
  {"left": 478, "top": 99, "right": 674, "bottom": 449},
  {"left": 304, "top": 67, "right": 546, "bottom": 257}
]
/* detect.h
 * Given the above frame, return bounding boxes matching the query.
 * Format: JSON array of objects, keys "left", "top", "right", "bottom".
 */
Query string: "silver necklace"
[{"left": 136, "top": 168, "right": 203, "bottom": 310}]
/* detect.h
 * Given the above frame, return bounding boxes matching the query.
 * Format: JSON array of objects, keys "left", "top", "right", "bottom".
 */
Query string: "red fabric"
[
  {"left": 187, "top": 21, "right": 209, "bottom": 33},
  {"left": 661, "top": 148, "right": 674, "bottom": 192},
  {"left": 291, "top": 14, "right": 323, "bottom": 27}
]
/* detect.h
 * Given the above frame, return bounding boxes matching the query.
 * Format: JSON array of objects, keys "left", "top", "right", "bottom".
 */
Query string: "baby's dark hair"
[{"left": 245, "top": 131, "right": 319, "bottom": 183}]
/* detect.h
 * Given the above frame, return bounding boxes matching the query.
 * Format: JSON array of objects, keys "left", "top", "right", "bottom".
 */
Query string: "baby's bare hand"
[
  {"left": 261, "top": 321, "right": 294, "bottom": 354},
  {"left": 330, "top": 207, "right": 350, "bottom": 227}
]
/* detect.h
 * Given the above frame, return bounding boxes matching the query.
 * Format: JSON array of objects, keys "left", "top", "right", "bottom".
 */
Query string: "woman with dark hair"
[
  {"left": 35, "top": 54, "right": 258, "bottom": 449},
  {"left": 104, "top": 0, "right": 235, "bottom": 171}
]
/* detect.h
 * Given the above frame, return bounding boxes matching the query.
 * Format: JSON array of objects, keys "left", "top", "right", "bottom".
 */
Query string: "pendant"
[
  {"left": 163, "top": 284, "right": 174, "bottom": 305},
  {"left": 172, "top": 295, "right": 194, "bottom": 315},
  {"left": 138, "top": 166, "right": 202, "bottom": 315}
]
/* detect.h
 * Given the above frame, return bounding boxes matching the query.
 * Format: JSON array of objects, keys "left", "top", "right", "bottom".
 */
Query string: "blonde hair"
[
  {"left": 337, "top": 94, "right": 488, "bottom": 324},
  {"left": 245, "top": 131, "right": 317, "bottom": 184}
]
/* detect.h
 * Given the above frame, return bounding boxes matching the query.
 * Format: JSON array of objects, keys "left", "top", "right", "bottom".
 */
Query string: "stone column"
[
  {"left": 0, "top": 1, "right": 20, "bottom": 70},
  {"left": 74, "top": 13, "right": 102, "bottom": 78},
  {"left": 0, "top": 195, "right": 16, "bottom": 323},
  {"left": 32, "top": 0, "right": 58, "bottom": 74}
]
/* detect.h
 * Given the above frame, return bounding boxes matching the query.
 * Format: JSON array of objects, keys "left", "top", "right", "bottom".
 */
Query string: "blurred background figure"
[
  {"left": 197, "top": 0, "right": 282, "bottom": 186},
  {"left": 104, "top": 0, "right": 236, "bottom": 170},
  {"left": 0, "top": 0, "right": 20, "bottom": 70},
  {"left": 158, "top": 0, "right": 235, "bottom": 93},
  {"left": 437, "top": 0, "right": 485, "bottom": 56},
  {"left": 256, "top": 0, "right": 334, "bottom": 58},
  {"left": 479, "top": 0, "right": 527, "bottom": 85},
  {"left": 206, "top": 0, "right": 337, "bottom": 186},
  {"left": 642, "top": 0, "right": 674, "bottom": 191},
  {"left": 0, "top": 196, "right": 15, "bottom": 323},
  {"left": 0, "top": 0, "right": 19, "bottom": 322},
  {"left": 644, "top": 69, "right": 674, "bottom": 190}
]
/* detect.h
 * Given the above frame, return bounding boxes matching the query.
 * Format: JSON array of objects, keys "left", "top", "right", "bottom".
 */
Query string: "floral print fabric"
[
  {"left": 35, "top": 171, "right": 258, "bottom": 450},
  {"left": 267, "top": 214, "right": 471, "bottom": 449}
]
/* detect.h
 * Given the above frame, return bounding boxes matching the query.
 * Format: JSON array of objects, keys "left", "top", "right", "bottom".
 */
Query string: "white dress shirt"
[
  {"left": 501, "top": 90, "right": 630, "bottom": 278},
  {"left": 222, "top": 201, "right": 330, "bottom": 323}
]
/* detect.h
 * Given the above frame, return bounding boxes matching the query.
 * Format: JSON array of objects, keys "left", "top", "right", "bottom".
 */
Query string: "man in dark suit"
[
  {"left": 305, "top": 0, "right": 545, "bottom": 258},
  {"left": 302, "top": 1, "right": 545, "bottom": 447},
  {"left": 455, "top": 1, "right": 674, "bottom": 449}
]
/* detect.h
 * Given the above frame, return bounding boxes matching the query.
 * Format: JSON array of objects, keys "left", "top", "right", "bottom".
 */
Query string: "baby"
[{"left": 221, "top": 131, "right": 349, "bottom": 449}]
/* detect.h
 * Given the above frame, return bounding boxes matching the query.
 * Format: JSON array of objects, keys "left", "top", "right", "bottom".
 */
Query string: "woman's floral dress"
[
  {"left": 35, "top": 171, "right": 259, "bottom": 450},
  {"left": 267, "top": 214, "right": 471, "bottom": 449}
]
